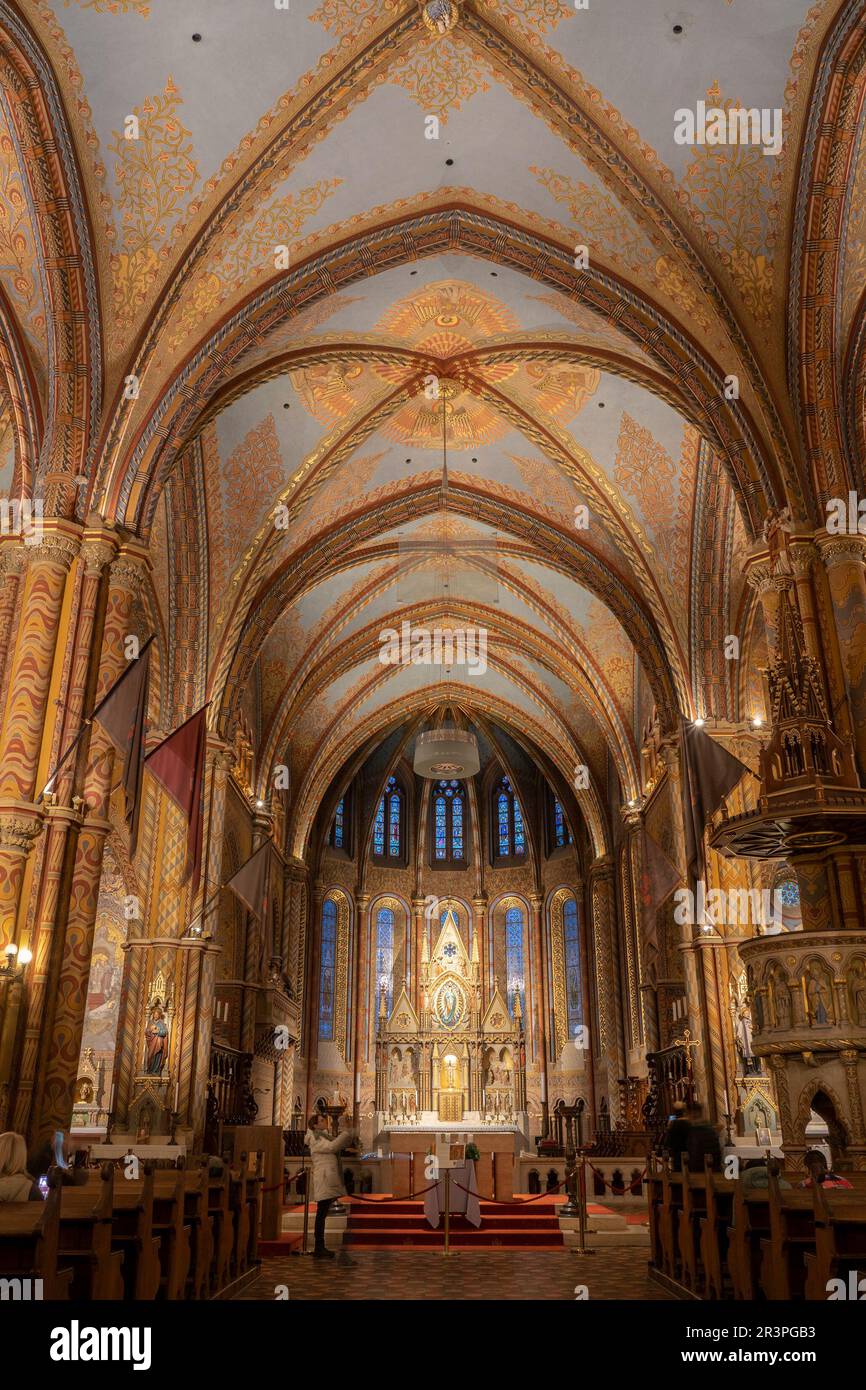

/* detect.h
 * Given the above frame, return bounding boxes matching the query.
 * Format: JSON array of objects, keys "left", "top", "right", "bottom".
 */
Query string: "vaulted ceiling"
[{"left": 2, "top": 0, "right": 864, "bottom": 858}]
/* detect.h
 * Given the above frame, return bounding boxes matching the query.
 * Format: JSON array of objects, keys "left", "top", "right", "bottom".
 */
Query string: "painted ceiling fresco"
[{"left": 3, "top": 0, "right": 855, "bottom": 858}]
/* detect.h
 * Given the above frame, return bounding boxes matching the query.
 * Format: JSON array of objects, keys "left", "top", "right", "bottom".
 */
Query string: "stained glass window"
[
  {"left": 374, "top": 776, "right": 402, "bottom": 859},
  {"left": 375, "top": 906, "right": 394, "bottom": 1016},
  {"left": 553, "top": 798, "right": 570, "bottom": 849},
  {"left": 373, "top": 798, "right": 385, "bottom": 856},
  {"left": 434, "top": 794, "right": 447, "bottom": 859},
  {"left": 319, "top": 899, "right": 337, "bottom": 1040},
  {"left": 505, "top": 906, "right": 526, "bottom": 1016},
  {"left": 497, "top": 790, "right": 510, "bottom": 857},
  {"left": 494, "top": 776, "right": 526, "bottom": 860},
  {"left": 431, "top": 779, "right": 466, "bottom": 864},
  {"left": 331, "top": 797, "right": 345, "bottom": 849},
  {"left": 778, "top": 877, "right": 800, "bottom": 907},
  {"left": 563, "top": 897, "right": 582, "bottom": 1040}
]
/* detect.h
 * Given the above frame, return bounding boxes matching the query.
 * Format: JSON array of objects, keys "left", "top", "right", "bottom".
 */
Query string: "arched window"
[
  {"left": 505, "top": 905, "right": 526, "bottom": 1016},
  {"left": 563, "top": 897, "right": 583, "bottom": 1040},
  {"left": 328, "top": 794, "right": 347, "bottom": 849},
  {"left": 375, "top": 906, "right": 395, "bottom": 1016},
  {"left": 432, "top": 779, "right": 467, "bottom": 865},
  {"left": 493, "top": 775, "right": 525, "bottom": 862},
  {"left": 373, "top": 776, "right": 404, "bottom": 861},
  {"left": 552, "top": 797, "right": 571, "bottom": 850},
  {"left": 319, "top": 899, "right": 337, "bottom": 1041}
]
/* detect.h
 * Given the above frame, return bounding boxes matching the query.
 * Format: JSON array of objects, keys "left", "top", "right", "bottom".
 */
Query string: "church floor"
[{"left": 234, "top": 1247, "right": 674, "bottom": 1300}]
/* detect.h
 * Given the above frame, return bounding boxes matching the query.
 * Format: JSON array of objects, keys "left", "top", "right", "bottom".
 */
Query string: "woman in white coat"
[{"left": 305, "top": 1112, "right": 358, "bottom": 1258}]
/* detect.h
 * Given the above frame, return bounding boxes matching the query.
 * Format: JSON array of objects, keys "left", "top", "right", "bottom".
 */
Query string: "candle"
[
  {"left": 174, "top": 1081, "right": 179, "bottom": 1112},
  {"left": 333, "top": 1090, "right": 339, "bottom": 1104},
  {"left": 540, "top": 1073, "right": 547, "bottom": 1102},
  {"left": 108, "top": 1082, "right": 115, "bottom": 1114},
  {"left": 355, "top": 1074, "right": 361, "bottom": 1103}
]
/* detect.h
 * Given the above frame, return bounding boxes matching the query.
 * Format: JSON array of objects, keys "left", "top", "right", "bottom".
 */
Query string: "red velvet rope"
[{"left": 452, "top": 1177, "right": 567, "bottom": 1204}]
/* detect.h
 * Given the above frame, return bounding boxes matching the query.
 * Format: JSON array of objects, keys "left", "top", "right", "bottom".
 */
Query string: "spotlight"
[
  {"left": 752, "top": 716, "right": 764, "bottom": 728},
  {"left": 694, "top": 717, "right": 705, "bottom": 727}
]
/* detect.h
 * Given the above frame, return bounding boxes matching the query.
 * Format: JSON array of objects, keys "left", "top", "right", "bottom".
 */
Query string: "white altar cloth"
[{"left": 424, "top": 1159, "right": 481, "bottom": 1229}]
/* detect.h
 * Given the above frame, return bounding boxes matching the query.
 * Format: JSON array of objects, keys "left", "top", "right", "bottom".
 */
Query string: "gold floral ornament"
[
  {"left": 421, "top": 0, "right": 460, "bottom": 35},
  {"left": 109, "top": 77, "right": 198, "bottom": 328},
  {"left": 679, "top": 82, "right": 777, "bottom": 324}
]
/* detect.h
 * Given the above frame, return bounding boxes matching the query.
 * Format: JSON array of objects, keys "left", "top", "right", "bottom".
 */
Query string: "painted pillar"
[
  {"left": 36, "top": 547, "right": 147, "bottom": 1137},
  {"left": 14, "top": 531, "right": 118, "bottom": 1138},
  {"left": 587, "top": 856, "right": 626, "bottom": 1122},
  {"left": 0, "top": 527, "right": 80, "bottom": 947},
  {"left": 816, "top": 534, "right": 866, "bottom": 782},
  {"left": 0, "top": 543, "right": 27, "bottom": 711},
  {"left": 352, "top": 891, "right": 371, "bottom": 1127}
]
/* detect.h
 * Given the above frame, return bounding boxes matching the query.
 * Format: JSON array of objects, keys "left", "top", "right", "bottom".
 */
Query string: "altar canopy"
[{"left": 375, "top": 909, "right": 526, "bottom": 1127}]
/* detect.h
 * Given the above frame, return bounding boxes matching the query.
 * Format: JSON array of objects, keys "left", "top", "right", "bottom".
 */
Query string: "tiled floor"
[{"left": 235, "top": 1247, "right": 674, "bottom": 1301}]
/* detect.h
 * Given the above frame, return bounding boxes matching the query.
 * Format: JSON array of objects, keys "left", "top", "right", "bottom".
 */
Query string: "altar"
[{"left": 374, "top": 908, "right": 525, "bottom": 1199}]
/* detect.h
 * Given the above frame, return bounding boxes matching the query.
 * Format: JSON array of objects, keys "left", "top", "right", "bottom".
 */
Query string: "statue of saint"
[
  {"left": 806, "top": 967, "right": 832, "bottom": 1025},
  {"left": 144, "top": 1002, "right": 169, "bottom": 1075},
  {"left": 772, "top": 977, "right": 791, "bottom": 1028}
]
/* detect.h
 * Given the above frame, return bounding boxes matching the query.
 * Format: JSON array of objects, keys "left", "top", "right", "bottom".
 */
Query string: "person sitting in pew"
[
  {"left": 28, "top": 1132, "right": 89, "bottom": 1189},
  {"left": 685, "top": 1104, "right": 722, "bottom": 1173},
  {"left": 661, "top": 1101, "right": 690, "bottom": 1170},
  {"left": 800, "top": 1148, "right": 853, "bottom": 1190},
  {"left": 0, "top": 1131, "right": 39, "bottom": 1202},
  {"left": 740, "top": 1157, "right": 790, "bottom": 1191}
]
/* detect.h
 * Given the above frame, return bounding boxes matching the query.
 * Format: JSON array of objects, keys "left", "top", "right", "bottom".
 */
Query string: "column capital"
[
  {"left": 0, "top": 804, "right": 44, "bottom": 853},
  {"left": 26, "top": 528, "right": 80, "bottom": 572},
  {"left": 108, "top": 548, "right": 149, "bottom": 595},
  {"left": 589, "top": 854, "right": 615, "bottom": 880},
  {"left": 284, "top": 857, "right": 308, "bottom": 883},
  {"left": 815, "top": 532, "right": 866, "bottom": 569},
  {"left": 0, "top": 542, "right": 27, "bottom": 578},
  {"left": 355, "top": 893, "right": 371, "bottom": 912}
]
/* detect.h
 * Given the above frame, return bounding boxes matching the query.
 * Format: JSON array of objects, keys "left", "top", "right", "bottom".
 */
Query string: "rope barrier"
[{"left": 452, "top": 1178, "right": 568, "bottom": 1205}]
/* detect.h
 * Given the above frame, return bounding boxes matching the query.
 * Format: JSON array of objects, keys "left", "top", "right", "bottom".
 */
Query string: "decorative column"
[
  {"left": 411, "top": 896, "right": 425, "bottom": 1013},
  {"left": 198, "top": 740, "right": 233, "bottom": 938},
  {"left": 0, "top": 527, "right": 79, "bottom": 945},
  {"left": 816, "top": 533, "right": 866, "bottom": 782},
  {"left": 352, "top": 891, "right": 371, "bottom": 1128},
  {"left": 303, "top": 879, "right": 325, "bottom": 1113},
  {"left": 657, "top": 737, "right": 711, "bottom": 1108},
  {"left": 36, "top": 546, "right": 147, "bottom": 1137},
  {"left": 13, "top": 530, "right": 117, "bottom": 1137},
  {"left": 587, "top": 856, "right": 626, "bottom": 1123},
  {"left": 713, "top": 530, "right": 866, "bottom": 1170},
  {"left": 0, "top": 543, "right": 26, "bottom": 710}
]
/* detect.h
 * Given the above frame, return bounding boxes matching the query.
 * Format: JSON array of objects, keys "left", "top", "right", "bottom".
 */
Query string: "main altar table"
[
  {"left": 424, "top": 1160, "right": 481, "bottom": 1229},
  {"left": 385, "top": 1129, "right": 516, "bottom": 1201}
]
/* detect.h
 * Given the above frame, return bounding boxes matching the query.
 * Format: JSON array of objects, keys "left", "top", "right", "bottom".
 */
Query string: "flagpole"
[{"left": 36, "top": 634, "right": 155, "bottom": 803}]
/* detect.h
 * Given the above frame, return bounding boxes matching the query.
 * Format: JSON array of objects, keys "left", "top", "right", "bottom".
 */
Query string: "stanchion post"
[
  {"left": 443, "top": 1166, "right": 453, "bottom": 1257},
  {"left": 301, "top": 1157, "right": 311, "bottom": 1256},
  {"left": 574, "top": 1151, "right": 594, "bottom": 1256}
]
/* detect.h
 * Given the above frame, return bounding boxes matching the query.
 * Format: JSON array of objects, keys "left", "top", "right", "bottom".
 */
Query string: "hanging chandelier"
[{"left": 414, "top": 726, "right": 480, "bottom": 778}]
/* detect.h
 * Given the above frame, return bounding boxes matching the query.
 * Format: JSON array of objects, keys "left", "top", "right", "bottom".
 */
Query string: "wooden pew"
[
  {"left": 58, "top": 1165, "right": 125, "bottom": 1300},
  {"left": 678, "top": 1160, "right": 712, "bottom": 1292},
  {"left": 646, "top": 1155, "right": 665, "bottom": 1271},
  {"left": 728, "top": 1184, "right": 771, "bottom": 1300},
  {"left": 803, "top": 1180, "right": 866, "bottom": 1301},
  {"left": 207, "top": 1166, "right": 232, "bottom": 1294},
  {"left": 229, "top": 1164, "right": 250, "bottom": 1278},
  {"left": 699, "top": 1160, "right": 735, "bottom": 1300},
  {"left": 659, "top": 1155, "right": 685, "bottom": 1279},
  {"left": 759, "top": 1171, "right": 814, "bottom": 1300},
  {"left": 0, "top": 1180, "right": 73, "bottom": 1299},
  {"left": 109, "top": 1162, "right": 161, "bottom": 1301},
  {"left": 152, "top": 1168, "right": 191, "bottom": 1300},
  {"left": 181, "top": 1159, "right": 213, "bottom": 1300}
]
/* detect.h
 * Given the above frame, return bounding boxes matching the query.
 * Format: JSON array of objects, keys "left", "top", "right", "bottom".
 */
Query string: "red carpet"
[{"left": 343, "top": 1195, "right": 565, "bottom": 1249}]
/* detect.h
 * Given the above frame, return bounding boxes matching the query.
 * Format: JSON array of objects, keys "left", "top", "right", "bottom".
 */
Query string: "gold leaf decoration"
[
  {"left": 679, "top": 83, "right": 777, "bottom": 323},
  {"left": 613, "top": 411, "right": 677, "bottom": 530},
  {"left": 168, "top": 179, "right": 341, "bottom": 350},
  {"left": 109, "top": 77, "right": 199, "bottom": 327},
  {"left": 65, "top": 0, "right": 150, "bottom": 13}
]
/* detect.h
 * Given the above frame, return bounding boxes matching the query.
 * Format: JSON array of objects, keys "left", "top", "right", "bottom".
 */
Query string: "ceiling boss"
[{"left": 421, "top": 0, "right": 461, "bottom": 36}]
